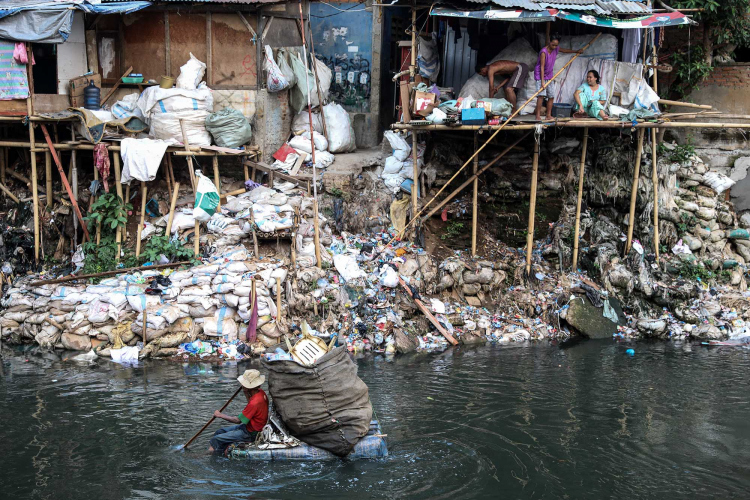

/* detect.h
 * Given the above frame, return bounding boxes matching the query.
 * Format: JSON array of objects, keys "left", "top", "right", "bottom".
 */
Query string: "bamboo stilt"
[
  {"left": 143, "top": 308, "right": 148, "bottom": 345},
  {"left": 213, "top": 155, "right": 221, "bottom": 211},
  {"left": 651, "top": 127, "right": 659, "bottom": 260},
  {"left": 526, "top": 141, "right": 540, "bottom": 276},
  {"left": 0, "top": 182, "right": 19, "bottom": 203},
  {"left": 393, "top": 33, "right": 603, "bottom": 243},
  {"left": 625, "top": 129, "right": 645, "bottom": 255},
  {"left": 165, "top": 182, "right": 180, "bottom": 237},
  {"left": 135, "top": 182, "right": 147, "bottom": 258},
  {"left": 0, "top": 146, "right": 5, "bottom": 186},
  {"left": 244, "top": 160, "right": 249, "bottom": 182},
  {"left": 276, "top": 277, "right": 282, "bottom": 321},
  {"left": 423, "top": 132, "right": 532, "bottom": 220},
  {"left": 412, "top": 130, "right": 419, "bottom": 225},
  {"left": 94, "top": 159, "right": 101, "bottom": 244},
  {"left": 123, "top": 183, "right": 130, "bottom": 244},
  {"left": 471, "top": 132, "right": 478, "bottom": 257},
  {"left": 113, "top": 152, "right": 124, "bottom": 262},
  {"left": 297, "top": 0, "right": 322, "bottom": 268},
  {"left": 572, "top": 128, "right": 589, "bottom": 271},
  {"left": 45, "top": 152, "right": 52, "bottom": 208}
]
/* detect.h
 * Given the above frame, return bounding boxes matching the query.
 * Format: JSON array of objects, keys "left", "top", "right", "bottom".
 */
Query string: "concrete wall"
[{"left": 57, "top": 12, "right": 87, "bottom": 95}]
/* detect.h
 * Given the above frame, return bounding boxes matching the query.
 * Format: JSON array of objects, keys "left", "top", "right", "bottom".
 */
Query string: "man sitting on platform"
[{"left": 476, "top": 60, "right": 529, "bottom": 112}]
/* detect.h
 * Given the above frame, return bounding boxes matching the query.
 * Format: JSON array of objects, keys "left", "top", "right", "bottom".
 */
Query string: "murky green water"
[{"left": 2, "top": 341, "right": 750, "bottom": 499}]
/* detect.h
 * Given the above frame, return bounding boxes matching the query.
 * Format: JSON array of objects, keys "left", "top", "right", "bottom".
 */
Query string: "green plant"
[
  {"left": 679, "top": 261, "right": 715, "bottom": 282},
  {"left": 85, "top": 193, "right": 131, "bottom": 235},
  {"left": 441, "top": 221, "right": 465, "bottom": 240},
  {"left": 677, "top": 212, "right": 697, "bottom": 233},
  {"left": 139, "top": 234, "right": 196, "bottom": 265},
  {"left": 537, "top": 213, "right": 548, "bottom": 222},
  {"left": 82, "top": 237, "right": 120, "bottom": 280},
  {"left": 329, "top": 187, "right": 344, "bottom": 198}
]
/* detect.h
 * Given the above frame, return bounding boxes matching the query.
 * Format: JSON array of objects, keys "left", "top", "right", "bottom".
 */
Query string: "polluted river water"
[{"left": 2, "top": 341, "right": 750, "bottom": 499}]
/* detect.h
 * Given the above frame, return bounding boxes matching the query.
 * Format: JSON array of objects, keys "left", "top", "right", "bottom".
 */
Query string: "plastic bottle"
[{"left": 83, "top": 81, "right": 100, "bottom": 110}]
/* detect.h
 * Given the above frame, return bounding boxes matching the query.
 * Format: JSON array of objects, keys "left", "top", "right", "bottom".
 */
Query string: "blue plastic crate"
[{"left": 461, "top": 107, "right": 486, "bottom": 125}]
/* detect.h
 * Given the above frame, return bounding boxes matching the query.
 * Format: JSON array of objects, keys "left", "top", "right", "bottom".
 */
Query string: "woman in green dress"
[{"left": 573, "top": 70, "right": 609, "bottom": 120}]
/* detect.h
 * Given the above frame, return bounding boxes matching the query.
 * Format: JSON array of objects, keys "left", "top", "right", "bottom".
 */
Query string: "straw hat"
[{"left": 237, "top": 369, "right": 265, "bottom": 389}]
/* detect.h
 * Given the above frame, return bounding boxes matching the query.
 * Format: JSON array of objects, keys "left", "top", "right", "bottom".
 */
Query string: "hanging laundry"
[
  {"left": 93, "top": 143, "right": 111, "bottom": 193},
  {"left": 13, "top": 42, "right": 34, "bottom": 65},
  {"left": 622, "top": 28, "right": 642, "bottom": 63}
]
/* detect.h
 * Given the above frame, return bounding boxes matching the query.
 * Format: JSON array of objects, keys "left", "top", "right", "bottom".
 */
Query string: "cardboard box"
[
  {"left": 69, "top": 74, "right": 101, "bottom": 97},
  {"left": 69, "top": 95, "right": 84, "bottom": 108},
  {"left": 399, "top": 81, "right": 413, "bottom": 122},
  {"left": 413, "top": 90, "right": 437, "bottom": 117}
]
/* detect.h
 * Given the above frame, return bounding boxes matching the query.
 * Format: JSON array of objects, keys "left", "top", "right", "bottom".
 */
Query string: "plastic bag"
[
  {"left": 426, "top": 107, "right": 447, "bottom": 124},
  {"left": 194, "top": 170, "right": 220, "bottom": 222},
  {"left": 291, "top": 109, "right": 323, "bottom": 135},
  {"left": 289, "top": 131, "right": 328, "bottom": 153},
  {"left": 323, "top": 103, "right": 356, "bottom": 153},
  {"left": 290, "top": 52, "right": 319, "bottom": 113},
  {"left": 314, "top": 57, "right": 332, "bottom": 99},
  {"left": 277, "top": 49, "right": 296, "bottom": 88},
  {"left": 383, "top": 130, "right": 410, "bottom": 161},
  {"left": 265, "top": 45, "right": 290, "bottom": 93},
  {"left": 176, "top": 53, "right": 206, "bottom": 90},
  {"left": 205, "top": 108, "right": 253, "bottom": 148}
]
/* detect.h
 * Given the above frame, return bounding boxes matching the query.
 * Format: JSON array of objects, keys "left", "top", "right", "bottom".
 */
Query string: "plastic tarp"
[{"left": 0, "top": 2, "right": 151, "bottom": 43}]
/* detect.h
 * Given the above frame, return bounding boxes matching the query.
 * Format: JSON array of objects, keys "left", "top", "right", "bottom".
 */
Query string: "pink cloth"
[
  {"left": 13, "top": 43, "right": 34, "bottom": 65},
  {"left": 245, "top": 289, "right": 258, "bottom": 342},
  {"left": 93, "top": 143, "right": 110, "bottom": 193}
]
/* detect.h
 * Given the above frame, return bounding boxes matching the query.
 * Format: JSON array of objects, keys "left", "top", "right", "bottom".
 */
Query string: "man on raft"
[{"left": 208, "top": 369, "right": 269, "bottom": 455}]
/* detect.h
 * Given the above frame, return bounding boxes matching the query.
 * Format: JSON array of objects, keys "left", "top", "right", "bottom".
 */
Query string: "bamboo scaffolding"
[
  {"left": 39, "top": 125, "right": 89, "bottom": 242},
  {"left": 391, "top": 121, "right": 750, "bottom": 131},
  {"left": 625, "top": 129, "right": 645, "bottom": 255},
  {"left": 471, "top": 132, "right": 478, "bottom": 256},
  {"left": 213, "top": 155, "right": 221, "bottom": 212},
  {"left": 526, "top": 141, "right": 540, "bottom": 275},
  {"left": 0, "top": 182, "right": 19, "bottom": 203},
  {"left": 179, "top": 124, "right": 200, "bottom": 257},
  {"left": 298, "top": 0, "right": 322, "bottom": 268},
  {"left": 135, "top": 182, "right": 147, "bottom": 258},
  {"left": 572, "top": 128, "right": 588, "bottom": 271},
  {"left": 651, "top": 128, "right": 659, "bottom": 260},
  {"left": 165, "top": 182, "right": 180, "bottom": 237},
  {"left": 45, "top": 152, "right": 52, "bottom": 208},
  {"left": 391, "top": 33, "right": 603, "bottom": 244},
  {"left": 113, "top": 152, "right": 124, "bottom": 262}
]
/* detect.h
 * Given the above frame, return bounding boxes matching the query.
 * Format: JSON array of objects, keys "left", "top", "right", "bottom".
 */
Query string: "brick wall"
[{"left": 702, "top": 63, "right": 750, "bottom": 87}]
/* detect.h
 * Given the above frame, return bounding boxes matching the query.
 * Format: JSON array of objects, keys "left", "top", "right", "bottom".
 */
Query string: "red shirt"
[{"left": 237, "top": 389, "right": 269, "bottom": 432}]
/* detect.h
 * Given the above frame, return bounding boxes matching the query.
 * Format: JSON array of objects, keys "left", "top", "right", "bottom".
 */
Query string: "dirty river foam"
[{"left": 2, "top": 341, "right": 750, "bottom": 499}]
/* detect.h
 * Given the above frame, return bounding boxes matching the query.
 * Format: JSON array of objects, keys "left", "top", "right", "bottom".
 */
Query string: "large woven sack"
[{"left": 262, "top": 346, "right": 373, "bottom": 457}]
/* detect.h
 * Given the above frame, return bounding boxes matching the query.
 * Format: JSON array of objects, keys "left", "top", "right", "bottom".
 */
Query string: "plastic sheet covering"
[{"left": 0, "top": 2, "right": 150, "bottom": 43}]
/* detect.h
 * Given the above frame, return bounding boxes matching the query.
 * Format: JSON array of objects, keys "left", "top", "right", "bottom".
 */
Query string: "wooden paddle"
[{"left": 181, "top": 386, "right": 242, "bottom": 450}]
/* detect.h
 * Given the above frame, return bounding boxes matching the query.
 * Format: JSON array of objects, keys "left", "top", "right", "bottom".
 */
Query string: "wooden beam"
[
  {"left": 100, "top": 66, "right": 134, "bottom": 106},
  {"left": 471, "top": 132, "right": 478, "bottom": 257},
  {"left": 399, "top": 278, "right": 458, "bottom": 345},
  {"left": 625, "top": 129, "right": 645, "bottom": 255},
  {"left": 526, "top": 141, "right": 539, "bottom": 276},
  {"left": 571, "top": 127, "right": 588, "bottom": 271}
]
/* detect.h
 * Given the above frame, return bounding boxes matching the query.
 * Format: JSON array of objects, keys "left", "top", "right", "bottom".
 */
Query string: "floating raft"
[{"left": 229, "top": 420, "right": 388, "bottom": 461}]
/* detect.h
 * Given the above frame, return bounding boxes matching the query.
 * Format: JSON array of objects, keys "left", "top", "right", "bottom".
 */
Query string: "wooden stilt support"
[
  {"left": 165, "top": 182, "right": 180, "bottom": 237},
  {"left": 143, "top": 308, "right": 148, "bottom": 345},
  {"left": 113, "top": 152, "right": 124, "bottom": 262},
  {"left": 525, "top": 141, "right": 540, "bottom": 276},
  {"left": 0, "top": 146, "right": 5, "bottom": 186},
  {"left": 39, "top": 125, "right": 89, "bottom": 242},
  {"left": 572, "top": 127, "right": 589, "bottom": 271},
  {"left": 179, "top": 123, "right": 200, "bottom": 257},
  {"left": 243, "top": 159, "right": 249, "bottom": 182},
  {"left": 45, "top": 152, "right": 52, "bottom": 208},
  {"left": 625, "top": 129, "right": 645, "bottom": 255},
  {"left": 276, "top": 277, "right": 282, "bottom": 321},
  {"left": 135, "top": 181, "right": 147, "bottom": 258},
  {"left": 411, "top": 130, "right": 419, "bottom": 224},
  {"left": 213, "top": 155, "right": 221, "bottom": 212},
  {"left": 0, "top": 182, "right": 19, "bottom": 203},
  {"left": 123, "top": 183, "right": 130, "bottom": 244},
  {"left": 297, "top": 0, "right": 322, "bottom": 268},
  {"left": 423, "top": 132, "right": 531, "bottom": 220},
  {"left": 93, "top": 159, "right": 101, "bottom": 245},
  {"left": 651, "top": 127, "right": 659, "bottom": 260},
  {"left": 471, "top": 132, "right": 478, "bottom": 257}
]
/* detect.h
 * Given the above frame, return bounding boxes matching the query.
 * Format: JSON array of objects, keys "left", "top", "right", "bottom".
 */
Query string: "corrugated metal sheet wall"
[{"left": 441, "top": 25, "right": 477, "bottom": 93}]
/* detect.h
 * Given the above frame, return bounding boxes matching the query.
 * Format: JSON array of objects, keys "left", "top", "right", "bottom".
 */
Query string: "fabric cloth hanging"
[{"left": 93, "top": 143, "right": 111, "bottom": 193}]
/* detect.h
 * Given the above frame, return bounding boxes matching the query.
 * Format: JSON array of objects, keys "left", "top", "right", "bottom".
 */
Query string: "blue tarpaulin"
[{"left": 0, "top": 1, "right": 151, "bottom": 43}]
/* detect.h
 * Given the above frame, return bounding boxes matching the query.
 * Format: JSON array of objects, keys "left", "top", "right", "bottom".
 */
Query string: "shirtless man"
[{"left": 476, "top": 60, "right": 529, "bottom": 111}]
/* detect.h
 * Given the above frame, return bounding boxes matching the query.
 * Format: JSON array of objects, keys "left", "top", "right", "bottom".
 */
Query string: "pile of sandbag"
[
  {"left": 0, "top": 246, "right": 291, "bottom": 355},
  {"left": 262, "top": 346, "right": 373, "bottom": 457},
  {"left": 136, "top": 53, "right": 214, "bottom": 146}
]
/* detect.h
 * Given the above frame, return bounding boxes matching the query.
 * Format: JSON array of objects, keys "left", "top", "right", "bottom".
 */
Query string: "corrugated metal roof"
[
  {"left": 101, "top": 0, "right": 277, "bottom": 3},
  {"left": 462, "top": 0, "right": 650, "bottom": 14}
]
